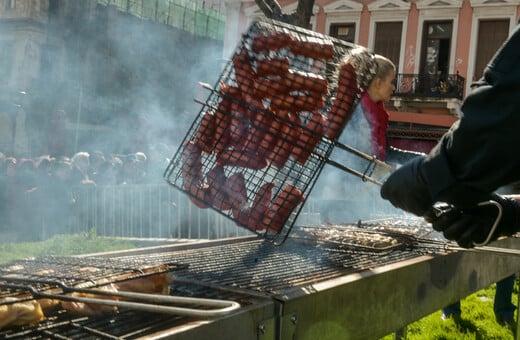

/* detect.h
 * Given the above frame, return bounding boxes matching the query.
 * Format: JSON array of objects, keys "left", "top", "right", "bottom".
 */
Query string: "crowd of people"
[{"left": 0, "top": 143, "right": 175, "bottom": 241}]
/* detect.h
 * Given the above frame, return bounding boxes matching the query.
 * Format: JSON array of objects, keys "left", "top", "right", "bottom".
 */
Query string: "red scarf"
[{"left": 360, "top": 92, "right": 389, "bottom": 160}]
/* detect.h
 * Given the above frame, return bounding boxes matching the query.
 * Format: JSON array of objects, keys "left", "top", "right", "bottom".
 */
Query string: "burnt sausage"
[
  {"left": 251, "top": 32, "right": 293, "bottom": 53},
  {"left": 262, "top": 185, "right": 304, "bottom": 233}
]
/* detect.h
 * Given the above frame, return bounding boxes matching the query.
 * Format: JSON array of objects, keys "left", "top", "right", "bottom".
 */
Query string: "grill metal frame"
[
  {"left": 102, "top": 233, "right": 520, "bottom": 340},
  {"left": 2, "top": 231, "right": 520, "bottom": 339}
]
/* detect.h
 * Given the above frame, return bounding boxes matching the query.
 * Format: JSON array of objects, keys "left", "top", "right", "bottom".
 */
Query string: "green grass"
[
  {"left": 380, "top": 283, "right": 518, "bottom": 340},
  {"left": 0, "top": 229, "right": 139, "bottom": 264}
]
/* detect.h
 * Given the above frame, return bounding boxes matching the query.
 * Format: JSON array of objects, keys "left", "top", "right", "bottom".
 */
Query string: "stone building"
[{"left": 0, "top": 0, "right": 225, "bottom": 157}]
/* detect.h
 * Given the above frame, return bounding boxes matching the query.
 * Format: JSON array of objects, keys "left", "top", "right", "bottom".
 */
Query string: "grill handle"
[
  {"left": 319, "top": 140, "right": 395, "bottom": 186},
  {"left": 325, "top": 145, "right": 506, "bottom": 247},
  {"left": 0, "top": 282, "right": 241, "bottom": 318}
]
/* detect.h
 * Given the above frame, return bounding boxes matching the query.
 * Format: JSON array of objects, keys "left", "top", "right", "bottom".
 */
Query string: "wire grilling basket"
[{"left": 164, "top": 19, "right": 370, "bottom": 245}]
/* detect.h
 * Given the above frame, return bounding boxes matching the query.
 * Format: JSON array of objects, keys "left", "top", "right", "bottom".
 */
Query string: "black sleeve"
[{"left": 420, "top": 24, "right": 520, "bottom": 206}]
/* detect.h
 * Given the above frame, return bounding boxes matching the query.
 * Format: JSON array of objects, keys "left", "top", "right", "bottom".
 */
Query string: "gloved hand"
[
  {"left": 380, "top": 156, "right": 433, "bottom": 216},
  {"left": 431, "top": 194, "right": 520, "bottom": 248}
]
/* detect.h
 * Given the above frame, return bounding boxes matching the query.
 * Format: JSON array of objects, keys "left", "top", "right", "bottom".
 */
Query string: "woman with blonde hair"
[{"left": 341, "top": 47, "right": 421, "bottom": 164}]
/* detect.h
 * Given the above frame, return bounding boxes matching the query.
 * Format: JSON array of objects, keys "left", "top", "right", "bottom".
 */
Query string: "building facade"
[
  {"left": 0, "top": 0, "right": 226, "bottom": 157},
  {"left": 225, "top": 0, "right": 520, "bottom": 152},
  {"left": 1, "top": 0, "right": 519, "bottom": 157}
]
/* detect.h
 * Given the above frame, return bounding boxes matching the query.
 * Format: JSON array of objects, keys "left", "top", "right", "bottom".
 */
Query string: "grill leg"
[{"left": 394, "top": 326, "right": 407, "bottom": 340}]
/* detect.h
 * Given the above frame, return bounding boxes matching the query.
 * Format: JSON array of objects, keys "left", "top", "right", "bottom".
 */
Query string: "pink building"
[{"left": 222, "top": 0, "right": 520, "bottom": 152}]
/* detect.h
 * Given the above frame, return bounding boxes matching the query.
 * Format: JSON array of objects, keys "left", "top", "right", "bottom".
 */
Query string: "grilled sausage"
[
  {"left": 289, "top": 36, "right": 334, "bottom": 60},
  {"left": 251, "top": 32, "right": 293, "bottom": 53},
  {"left": 232, "top": 206, "right": 253, "bottom": 230},
  {"left": 232, "top": 49, "right": 255, "bottom": 93},
  {"left": 254, "top": 77, "right": 291, "bottom": 99},
  {"left": 232, "top": 48, "right": 256, "bottom": 94},
  {"left": 243, "top": 106, "right": 274, "bottom": 155},
  {"left": 180, "top": 142, "right": 209, "bottom": 208},
  {"left": 216, "top": 148, "right": 267, "bottom": 170},
  {"left": 255, "top": 57, "right": 290, "bottom": 77},
  {"left": 180, "top": 141, "right": 203, "bottom": 183},
  {"left": 249, "top": 182, "right": 275, "bottom": 231},
  {"left": 229, "top": 102, "right": 249, "bottom": 146},
  {"left": 233, "top": 181, "right": 276, "bottom": 232},
  {"left": 325, "top": 62, "right": 359, "bottom": 139},
  {"left": 270, "top": 94, "right": 324, "bottom": 112},
  {"left": 257, "top": 109, "right": 285, "bottom": 156},
  {"left": 193, "top": 111, "right": 216, "bottom": 153},
  {"left": 324, "top": 98, "right": 356, "bottom": 140},
  {"left": 262, "top": 185, "right": 304, "bottom": 233},
  {"left": 213, "top": 98, "right": 232, "bottom": 154},
  {"left": 292, "top": 112, "right": 326, "bottom": 164},
  {"left": 283, "top": 70, "right": 328, "bottom": 94},
  {"left": 266, "top": 111, "right": 301, "bottom": 168}
]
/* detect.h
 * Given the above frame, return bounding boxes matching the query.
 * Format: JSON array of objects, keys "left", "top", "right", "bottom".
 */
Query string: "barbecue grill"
[
  {"left": 3, "top": 19, "right": 519, "bottom": 340},
  {"left": 2, "top": 223, "right": 520, "bottom": 339}
]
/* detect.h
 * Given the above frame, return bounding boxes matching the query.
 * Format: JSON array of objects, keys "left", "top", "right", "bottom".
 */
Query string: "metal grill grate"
[
  {"left": 164, "top": 19, "right": 360, "bottom": 245},
  {"left": 0, "top": 224, "right": 453, "bottom": 338},
  {"left": 0, "top": 256, "right": 188, "bottom": 303},
  {"left": 114, "top": 225, "right": 449, "bottom": 294}
]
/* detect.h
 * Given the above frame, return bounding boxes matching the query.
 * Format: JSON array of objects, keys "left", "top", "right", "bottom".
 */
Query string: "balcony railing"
[{"left": 394, "top": 73, "right": 465, "bottom": 100}]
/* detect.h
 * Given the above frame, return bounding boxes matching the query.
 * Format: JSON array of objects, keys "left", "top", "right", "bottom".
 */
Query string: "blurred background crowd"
[{"left": 0, "top": 143, "right": 176, "bottom": 241}]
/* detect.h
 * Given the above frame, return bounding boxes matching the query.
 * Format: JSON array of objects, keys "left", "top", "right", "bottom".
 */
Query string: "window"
[
  {"left": 329, "top": 23, "right": 355, "bottom": 43},
  {"left": 373, "top": 22, "right": 402, "bottom": 72},
  {"left": 473, "top": 19, "right": 509, "bottom": 80},
  {"left": 421, "top": 21, "right": 452, "bottom": 77}
]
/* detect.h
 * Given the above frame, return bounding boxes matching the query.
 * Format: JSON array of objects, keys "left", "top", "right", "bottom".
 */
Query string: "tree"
[{"left": 254, "top": 0, "right": 315, "bottom": 29}]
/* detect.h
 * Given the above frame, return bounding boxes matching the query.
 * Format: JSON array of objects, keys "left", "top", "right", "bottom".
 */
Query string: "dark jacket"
[{"left": 421, "top": 24, "right": 520, "bottom": 206}]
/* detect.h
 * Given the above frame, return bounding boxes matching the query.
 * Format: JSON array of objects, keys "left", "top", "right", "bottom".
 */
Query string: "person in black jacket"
[{"left": 380, "top": 23, "right": 520, "bottom": 248}]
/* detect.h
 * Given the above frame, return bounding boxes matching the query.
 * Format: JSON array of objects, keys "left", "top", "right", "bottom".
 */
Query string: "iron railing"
[
  {"left": 68, "top": 184, "right": 246, "bottom": 240},
  {"left": 394, "top": 73, "right": 465, "bottom": 100},
  {"left": 67, "top": 184, "right": 323, "bottom": 240},
  {"left": 2, "top": 181, "right": 399, "bottom": 243}
]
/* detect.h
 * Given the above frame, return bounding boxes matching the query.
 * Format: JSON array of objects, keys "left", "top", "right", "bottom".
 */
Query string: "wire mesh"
[{"left": 164, "top": 19, "right": 359, "bottom": 245}]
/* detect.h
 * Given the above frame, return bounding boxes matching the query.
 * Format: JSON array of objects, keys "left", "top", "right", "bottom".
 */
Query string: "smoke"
[
  {"left": 19, "top": 4, "right": 224, "bottom": 158},
  {"left": 0, "top": 3, "right": 227, "bottom": 243},
  {"left": 307, "top": 103, "right": 409, "bottom": 224},
  {"left": 0, "top": 3, "right": 410, "bottom": 244}
]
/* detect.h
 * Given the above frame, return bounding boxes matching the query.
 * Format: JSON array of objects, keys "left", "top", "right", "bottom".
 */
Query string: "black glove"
[
  {"left": 431, "top": 194, "right": 520, "bottom": 248},
  {"left": 380, "top": 156, "right": 433, "bottom": 216}
]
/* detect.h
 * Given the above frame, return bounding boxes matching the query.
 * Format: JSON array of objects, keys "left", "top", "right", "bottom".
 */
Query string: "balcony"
[{"left": 393, "top": 73, "right": 465, "bottom": 100}]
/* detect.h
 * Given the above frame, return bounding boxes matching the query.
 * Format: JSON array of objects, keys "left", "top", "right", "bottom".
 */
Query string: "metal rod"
[
  {"left": 332, "top": 140, "right": 394, "bottom": 173},
  {"left": 411, "top": 237, "right": 520, "bottom": 257},
  {"left": 450, "top": 245, "right": 520, "bottom": 257},
  {"left": 324, "top": 158, "right": 383, "bottom": 186},
  {"left": 0, "top": 279, "right": 241, "bottom": 318}
]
